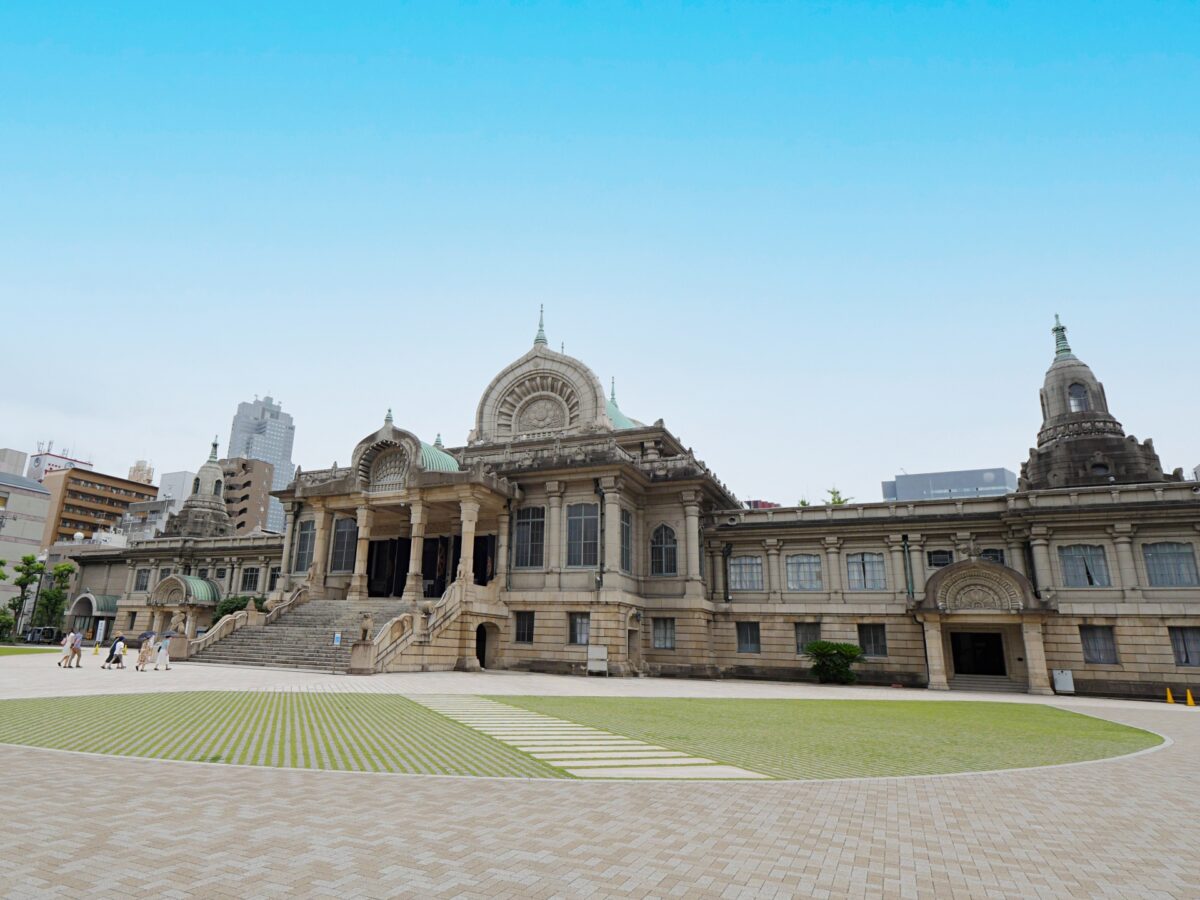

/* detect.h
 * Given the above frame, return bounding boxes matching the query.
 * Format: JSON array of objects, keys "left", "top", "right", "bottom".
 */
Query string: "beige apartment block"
[
  {"left": 41, "top": 467, "right": 157, "bottom": 546},
  {"left": 220, "top": 457, "right": 275, "bottom": 534}
]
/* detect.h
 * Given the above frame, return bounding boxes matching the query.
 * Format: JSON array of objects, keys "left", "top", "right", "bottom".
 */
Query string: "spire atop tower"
[
  {"left": 434, "top": 433, "right": 444, "bottom": 448},
  {"left": 534, "top": 305, "right": 547, "bottom": 345},
  {"left": 1052, "top": 314, "right": 1074, "bottom": 359},
  {"left": 385, "top": 408, "right": 393, "bottom": 425},
  {"left": 610, "top": 377, "right": 617, "bottom": 403},
  {"left": 209, "top": 436, "right": 219, "bottom": 461}
]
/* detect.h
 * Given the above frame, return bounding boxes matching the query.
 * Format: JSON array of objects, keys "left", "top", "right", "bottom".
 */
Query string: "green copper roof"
[
  {"left": 534, "top": 305, "right": 548, "bottom": 345},
  {"left": 92, "top": 594, "right": 119, "bottom": 615},
  {"left": 1052, "top": 314, "right": 1075, "bottom": 360},
  {"left": 607, "top": 379, "right": 640, "bottom": 430},
  {"left": 179, "top": 576, "right": 221, "bottom": 605},
  {"left": 420, "top": 441, "right": 461, "bottom": 473}
]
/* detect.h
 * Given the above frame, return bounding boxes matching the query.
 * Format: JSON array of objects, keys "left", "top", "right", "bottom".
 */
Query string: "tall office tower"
[{"left": 227, "top": 395, "right": 295, "bottom": 532}]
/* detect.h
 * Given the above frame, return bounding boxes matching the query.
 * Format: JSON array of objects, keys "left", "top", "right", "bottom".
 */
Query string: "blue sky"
[{"left": 3, "top": 2, "right": 1197, "bottom": 503}]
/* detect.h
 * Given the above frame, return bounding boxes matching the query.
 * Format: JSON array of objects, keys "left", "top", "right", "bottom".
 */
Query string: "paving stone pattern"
[{"left": 418, "top": 695, "right": 768, "bottom": 779}]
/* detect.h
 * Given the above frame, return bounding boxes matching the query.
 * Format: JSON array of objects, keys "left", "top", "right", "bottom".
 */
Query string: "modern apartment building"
[
  {"left": 227, "top": 396, "right": 295, "bottom": 532},
  {"left": 26, "top": 442, "right": 93, "bottom": 483},
  {"left": 158, "top": 470, "right": 197, "bottom": 516},
  {"left": 0, "top": 470, "right": 51, "bottom": 617},
  {"left": 127, "top": 460, "right": 155, "bottom": 485},
  {"left": 882, "top": 468, "right": 1018, "bottom": 501},
  {"left": 220, "top": 457, "right": 275, "bottom": 534},
  {"left": 40, "top": 467, "right": 158, "bottom": 545}
]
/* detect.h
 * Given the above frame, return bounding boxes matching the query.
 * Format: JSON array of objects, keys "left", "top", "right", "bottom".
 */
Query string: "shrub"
[
  {"left": 0, "top": 610, "right": 13, "bottom": 641},
  {"left": 212, "top": 595, "right": 266, "bottom": 622},
  {"left": 803, "top": 640, "right": 865, "bottom": 684}
]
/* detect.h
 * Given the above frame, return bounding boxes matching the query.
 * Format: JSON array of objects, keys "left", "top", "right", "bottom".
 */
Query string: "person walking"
[
  {"left": 101, "top": 632, "right": 124, "bottom": 669},
  {"left": 56, "top": 630, "right": 75, "bottom": 668},
  {"left": 67, "top": 630, "right": 84, "bottom": 668},
  {"left": 134, "top": 637, "right": 153, "bottom": 672},
  {"left": 111, "top": 635, "right": 127, "bottom": 670},
  {"left": 154, "top": 636, "right": 171, "bottom": 671}
]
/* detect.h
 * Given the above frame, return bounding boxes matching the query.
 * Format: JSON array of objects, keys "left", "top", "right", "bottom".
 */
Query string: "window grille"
[
  {"left": 652, "top": 617, "right": 676, "bottom": 650},
  {"left": 857, "top": 623, "right": 887, "bottom": 657},
  {"left": 1079, "top": 625, "right": 1118, "bottom": 664},
  {"left": 513, "top": 507, "right": 545, "bottom": 569},
  {"left": 795, "top": 622, "right": 821, "bottom": 654},
  {"left": 566, "top": 504, "right": 599, "bottom": 568},
  {"left": 736, "top": 621, "right": 761, "bottom": 653}
]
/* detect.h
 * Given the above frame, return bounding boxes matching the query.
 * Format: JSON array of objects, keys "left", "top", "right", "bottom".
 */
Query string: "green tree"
[
  {"left": 0, "top": 610, "right": 13, "bottom": 641},
  {"left": 32, "top": 562, "right": 75, "bottom": 628},
  {"left": 825, "top": 488, "right": 852, "bottom": 506},
  {"left": 803, "top": 641, "right": 865, "bottom": 684},
  {"left": 9, "top": 555, "right": 46, "bottom": 640}
]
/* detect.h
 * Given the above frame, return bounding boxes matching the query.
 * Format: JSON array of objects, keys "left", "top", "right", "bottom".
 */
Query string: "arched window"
[
  {"left": 650, "top": 525, "right": 677, "bottom": 576},
  {"left": 192, "top": 477, "right": 200, "bottom": 495},
  {"left": 213, "top": 479, "right": 222, "bottom": 496},
  {"left": 1068, "top": 383, "right": 1090, "bottom": 413}
]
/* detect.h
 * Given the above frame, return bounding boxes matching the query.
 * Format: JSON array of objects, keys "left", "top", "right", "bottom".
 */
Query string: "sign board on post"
[
  {"left": 333, "top": 631, "right": 342, "bottom": 648},
  {"left": 96, "top": 620, "right": 107, "bottom": 645}
]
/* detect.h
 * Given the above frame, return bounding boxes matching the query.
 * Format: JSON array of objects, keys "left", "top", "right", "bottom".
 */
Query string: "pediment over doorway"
[{"left": 919, "top": 560, "right": 1044, "bottom": 614}]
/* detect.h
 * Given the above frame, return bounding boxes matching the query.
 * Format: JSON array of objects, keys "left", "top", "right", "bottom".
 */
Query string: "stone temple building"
[{"left": 64, "top": 314, "right": 1199, "bottom": 699}]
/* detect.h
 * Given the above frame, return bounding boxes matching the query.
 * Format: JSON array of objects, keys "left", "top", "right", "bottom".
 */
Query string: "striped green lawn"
[
  {"left": 0, "top": 646, "right": 59, "bottom": 655},
  {"left": 495, "top": 697, "right": 1162, "bottom": 780},
  {"left": 0, "top": 693, "right": 566, "bottom": 778}
]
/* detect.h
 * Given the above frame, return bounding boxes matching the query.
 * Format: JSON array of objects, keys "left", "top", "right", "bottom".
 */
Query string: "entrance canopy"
[
  {"left": 918, "top": 559, "right": 1046, "bottom": 615},
  {"left": 150, "top": 575, "right": 221, "bottom": 607},
  {"left": 68, "top": 592, "right": 119, "bottom": 618}
]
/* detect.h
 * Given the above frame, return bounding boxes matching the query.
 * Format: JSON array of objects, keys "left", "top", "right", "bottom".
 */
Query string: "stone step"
[{"left": 948, "top": 675, "right": 1028, "bottom": 693}]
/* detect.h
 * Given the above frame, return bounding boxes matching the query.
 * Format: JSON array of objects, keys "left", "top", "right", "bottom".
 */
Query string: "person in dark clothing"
[{"left": 101, "top": 632, "right": 124, "bottom": 670}]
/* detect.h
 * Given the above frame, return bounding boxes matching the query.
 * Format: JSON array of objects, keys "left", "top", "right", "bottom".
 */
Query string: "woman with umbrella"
[
  {"left": 155, "top": 632, "right": 173, "bottom": 670},
  {"left": 134, "top": 632, "right": 155, "bottom": 671}
]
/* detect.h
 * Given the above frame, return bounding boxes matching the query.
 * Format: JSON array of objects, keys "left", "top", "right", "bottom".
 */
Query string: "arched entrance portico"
[
  {"left": 67, "top": 592, "right": 118, "bottom": 642},
  {"left": 915, "top": 560, "right": 1053, "bottom": 695}
]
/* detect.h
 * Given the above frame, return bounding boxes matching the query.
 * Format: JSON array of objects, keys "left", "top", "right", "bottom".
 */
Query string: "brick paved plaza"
[{"left": 1, "top": 656, "right": 1197, "bottom": 898}]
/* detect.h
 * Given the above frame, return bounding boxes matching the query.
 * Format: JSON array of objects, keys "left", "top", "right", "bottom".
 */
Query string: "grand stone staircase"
[{"left": 189, "top": 598, "right": 417, "bottom": 673}]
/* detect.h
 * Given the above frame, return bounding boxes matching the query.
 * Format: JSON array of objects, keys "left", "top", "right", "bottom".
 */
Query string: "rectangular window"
[
  {"left": 127, "top": 612, "right": 137, "bottom": 629},
  {"left": 652, "top": 617, "right": 676, "bottom": 650},
  {"left": 620, "top": 509, "right": 633, "bottom": 573},
  {"left": 1169, "top": 627, "right": 1200, "bottom": 666},
  {"left": 926, "top": 550, "right": 954, "bottom": 569},
  {"left": 329, "top": 518, "right": 358, "bottom": 572},
  {"left": 215, "top": 567, "right": 227, "bottom": 580},
  {"left": 268, "top": 567, "right": 281, "bottom": 591},
  {"left": 980, "top": 548, "right": 1006, "bottom": 565},
  {"left": 729, "top": 556, "right": 764, "bottom": 591},
  {"left": 795, "top": 622, "right": 821, "bottom": 654},
  {"left": 857, "top": 623, "right": 888, "bottom": 657},
  {"left": 785, "top": 554, "right": 822, "bottom": 591},
  {"left": 846, "top": 553, "right": 886, "bottom": 591},
  {"left": 1079, "top": 625, "right": 1118, "bottom": 664},
  {"left": 197, "top": 567, "right": 209, "bottom": 580},
  {"left": 566, "top": 503, "right": 600, "bottom": 568},
  {"left": 513, "top": 507, "right": 545, "bottom": 569},
  {"left": 158, "top": 567, "right": 172, "bottom": 583},
  {"left": 134, "top": 569, "right": 151, "bottom": 592},
  {"left": 1059, "top": 545, "right": 1112, "bottom": 587},
  {"left": 240, "top": 567, "right": 261, "bottom": 593},
  {"left": 736, "top": 621, "right": 761, "bottom": 653},
  {"left": 292, "top": 520, "right": 316, "bottom": 573},
  {"left": 515, "top": 611, "right": 535, "bottom": 644},
  {"left": 1143, "top": 543, "right": 1200, "bottom": 587},
  {"left": 568, "top": 612, "right": 590, "bottom": 645}
]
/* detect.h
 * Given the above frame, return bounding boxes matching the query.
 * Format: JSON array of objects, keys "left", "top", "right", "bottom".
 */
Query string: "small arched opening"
[{"left": 475, "top": 622, "right": 500, "bottom": 669}]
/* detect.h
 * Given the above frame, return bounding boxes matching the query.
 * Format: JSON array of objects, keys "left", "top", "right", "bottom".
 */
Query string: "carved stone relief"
[
  {"left": 496, "top": 374, "right": 581, "bottom": 437},
  {"left": 370, "top": 447, "right": 410, "bottom": 490},
  {"left": 936, "top": 568, "right": 1025, "bottom": 613}
]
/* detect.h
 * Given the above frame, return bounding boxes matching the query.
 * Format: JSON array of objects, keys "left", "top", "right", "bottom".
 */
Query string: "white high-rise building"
[
  {"left": 227, "top": 395, "right": 295, "bottom": 532},
  {"left": 158, "top": 470, "right": 197, "bottom": 516}
]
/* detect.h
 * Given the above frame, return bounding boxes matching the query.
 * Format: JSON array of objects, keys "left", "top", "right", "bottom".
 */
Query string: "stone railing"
[
  {"left": 186, "top": 608, "right": 250, "bottom": 657},
  {"left": 372, "top": 581, "right": 464, "bottom": 673},
  {"left": 265, "top": 585, "right": 310, "bottom": 624}
]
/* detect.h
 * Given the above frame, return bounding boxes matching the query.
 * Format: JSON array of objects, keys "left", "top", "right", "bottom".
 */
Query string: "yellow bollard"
[
  {"left": 93, "top": 643, "right": 100, "bottom": 655},
  {"left": 1166, "top": 688, "right": 1175, "bottom": 704},
  {"left": 1188, "top": 689, "right": 1196, "bottom": 707}
]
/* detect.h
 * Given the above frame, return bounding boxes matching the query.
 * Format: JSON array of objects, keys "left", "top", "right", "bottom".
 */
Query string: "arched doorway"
[{"left": 475, "top": 622, "right": 500, "bottom": 669}]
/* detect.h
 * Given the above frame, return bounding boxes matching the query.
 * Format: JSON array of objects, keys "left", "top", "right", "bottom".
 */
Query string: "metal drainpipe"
[
  {"left": 594, "top": 479, "right": 604, "bottom": 591},
  {"left": 504, "top": 498, "right": 513, "bottom": 592},
  {"left": 901, "top": 534, "right": 914, "bottom": 600},
  {"left": 721, "top": 542, "right": 732, "bottom": 603}
]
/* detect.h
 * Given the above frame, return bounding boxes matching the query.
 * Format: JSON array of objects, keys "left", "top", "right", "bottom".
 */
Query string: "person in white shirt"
[
  {"left": 57, "top": 631, "right": 75, "bottom": 668},
  {"left": 112, "top": 637, "right": 127, "bottom": 669},
  {"left": 154, "top": 637, "right": 171, "bottom": 671}
]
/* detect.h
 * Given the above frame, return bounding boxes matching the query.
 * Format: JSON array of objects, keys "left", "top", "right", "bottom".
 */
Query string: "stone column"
[
  {"left": 348, "top": 506, "right": 373, "bottom": 601},
  {"left": 545, "top": 482, "right": 563, "bottom": 588},
  {"left": 458, "top": 499, "right": 480, "bottom": 585},
  {"left": 824, "top": 537, "right": 843, "bottom": 600},
  {"left": 683, "top": 493, "right": 702, "bottom": 582},
  {"left": 602, "top": 478, "right": 621, "bottom": 579},
  {"left": 1022, "top": 620, "right": 1054, "bottom": 695},
  {"left": 887, "top": 535, "right": 907, "bottom": 602},
  {"left": 1005, "top": 537, "right": 1028, "bottom": 576},
  {"left": 184, "top": 608, "right": 197, "bottom": 639},
  {"left": 764, "top": 539, "right": 782, "bottom": 600},
  {"left": 908, "top": 537, "right": 927, "bottom": 602},
  {"left": 279, "top": 502, "right": 298, "bottom": 589},
  {"left": 713, "top": 548, "right": 727, "bottom": 601},
  {"left": 310, "top": 505, "right": 333, "bottom": 588},
  {"left": 1109, "top": 525, "right": 1140, "bottom": 598},
  {"left": 403, "top": 499, "right": 426, "bottom": 602},
  {"left": 923, "top": 618, "right": 949, "bottom": 690},
  {"left": 1030, "top": 529, "right": 1053, "bottom": 597},
  {"left": 496, "top": 509, "right": 510, "bottom": 585}
]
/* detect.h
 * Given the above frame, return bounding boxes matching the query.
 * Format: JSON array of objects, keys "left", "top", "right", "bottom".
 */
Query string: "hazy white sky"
[{"left": 3, "top": 3, "right": 1197, "bottom": 503}]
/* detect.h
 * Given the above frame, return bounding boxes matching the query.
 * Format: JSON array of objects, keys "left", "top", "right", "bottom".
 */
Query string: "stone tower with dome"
[
  {"left": 1019, "top": 316, "right": 1181, "bottom": 491},
  {"left": 163, "top": 438, "right": 236, "bottom": 538}
]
